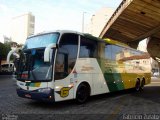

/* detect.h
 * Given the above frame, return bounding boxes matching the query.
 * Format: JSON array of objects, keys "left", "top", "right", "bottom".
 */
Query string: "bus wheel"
[
  {"left": 140, "top": 79, "right": 145, "bottom": 91},
  {"left": 135, "top": 80, "right": 140, "bottom": 91},
  {"left": 76, "top": 83, "right": 90, "bottom": 104}
]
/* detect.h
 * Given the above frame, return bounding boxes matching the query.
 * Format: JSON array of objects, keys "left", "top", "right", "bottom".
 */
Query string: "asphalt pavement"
[{"left": 0, "top": 75, "right": 160, "bottom": 120}]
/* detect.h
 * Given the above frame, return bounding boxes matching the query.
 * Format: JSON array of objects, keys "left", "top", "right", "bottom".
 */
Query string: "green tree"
[
  {"left": 0, "top": 43, "right": 4, "bottom": 64},
  {"left": 3, "top": 42, "right": 11, "bottom": 58},
  {"left": 0, "top": 42, "right": 11, "bottom": 65}
]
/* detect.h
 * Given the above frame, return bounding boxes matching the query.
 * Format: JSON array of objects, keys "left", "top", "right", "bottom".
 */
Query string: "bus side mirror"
[{"left": 44, "top": 43, "right": 57, "bottom": 62}]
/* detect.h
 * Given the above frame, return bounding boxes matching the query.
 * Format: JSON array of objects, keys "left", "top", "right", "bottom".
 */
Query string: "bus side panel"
[
  {"left": 97, "top": 58, "right": 152, "bottom": 92},
  {"left": 97, "top": 59, "right": 125, "bottom": 92},
  {"left": 75, "top": 58, "right": 110, "bottom": 96},
  {"left": 120, "top": 73, "right": 136, "bottom": 89},
  {"left": 73, "top": 73, "right": 92, "bottom": 98},
  {"left": 141, "top": 73, "right": 151, "bottom": 85},
  {"left": 54, "top": 74, "right": 75, "bottom": 102}
]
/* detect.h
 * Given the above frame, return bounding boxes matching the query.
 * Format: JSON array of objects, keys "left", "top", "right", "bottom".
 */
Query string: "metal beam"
[{"left": 99, "top": 0, "right": 133, "bottom": 38}]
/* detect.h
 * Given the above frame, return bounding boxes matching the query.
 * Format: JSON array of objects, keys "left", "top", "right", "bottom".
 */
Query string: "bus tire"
[
  {"left": 140, "top": 78, "right": 145, "bottom": 91},
  {"left": 76, "top": 83, "right": 90, "bottom": 104},
  {"left": 135, "top": 79, "right": 140, "bottom": 92}
]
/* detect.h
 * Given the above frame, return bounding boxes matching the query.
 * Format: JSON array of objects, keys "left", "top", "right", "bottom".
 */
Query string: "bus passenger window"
[
  {"left": 105, "top": 44, "right": 112, "bottom": 60},
  {"left": 111, "top": 45, "right": 123, "bottom": 61},
  {"left": 79, "top": 36, "right": 97, "bottom": 58}
]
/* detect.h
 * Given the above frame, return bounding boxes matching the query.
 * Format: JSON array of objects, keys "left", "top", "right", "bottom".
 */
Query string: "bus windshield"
[
  {"left": 16, "top": 33, "right": 59, "bottom": 82},
  {"left": 16, "top": 48, "right": 55, "bottom": 82},
  {"left": 24, "top": 33, "right": 59, "bottom": 49}
]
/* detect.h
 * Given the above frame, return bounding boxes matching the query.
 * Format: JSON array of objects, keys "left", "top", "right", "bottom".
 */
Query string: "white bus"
[{"left": 7, "top": 30, "right": 151, "bottom": 103}]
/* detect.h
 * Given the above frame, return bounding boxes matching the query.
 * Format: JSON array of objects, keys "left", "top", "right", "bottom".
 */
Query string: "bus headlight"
[{"left": 38, "top": 88, "right": 51, "bottom": 94}]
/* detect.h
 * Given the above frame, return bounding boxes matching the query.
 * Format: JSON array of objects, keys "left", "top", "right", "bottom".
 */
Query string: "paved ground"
[{"left": 0, "top": 76, "right": 160, "bottom": 120}]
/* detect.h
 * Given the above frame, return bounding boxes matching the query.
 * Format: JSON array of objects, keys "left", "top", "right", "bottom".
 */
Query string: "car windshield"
[
  {"left": 1, "top": 64, "right": 8, "bottom": 67},
  {"left": 1, "top": 64, "right": 13, "bottom": 68}
]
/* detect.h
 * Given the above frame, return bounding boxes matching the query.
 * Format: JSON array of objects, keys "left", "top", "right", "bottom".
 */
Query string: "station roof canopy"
[{"left": 99, "top": 0, "right": 160, "bottom": 48}]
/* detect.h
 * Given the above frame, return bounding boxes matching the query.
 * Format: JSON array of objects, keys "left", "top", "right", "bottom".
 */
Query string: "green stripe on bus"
[
  {"left": 104, "top": 73, "right": 124, "bottom": 92},
  {"left": 97, "top": 59, "right": 125, "bottom": 92}
]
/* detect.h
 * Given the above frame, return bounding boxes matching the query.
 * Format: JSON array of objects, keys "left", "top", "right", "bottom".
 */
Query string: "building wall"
[
  {"left": 151, "top": 58, "right": 159, "bottom": 73},
  {"left": 86, "top": 7, "right": 114, "bottom": 37},
  {"left": 138, "top": 38, "right": 160, "bottom": 75},
  {"left": 11, "top": 12, "right": 35, "bottom": 44},
  {"left": 137, "top": 39, "right": 147, "bottom": 52},
  {"left": 0, "top": 35, "right": 11, "bottom": 43}
]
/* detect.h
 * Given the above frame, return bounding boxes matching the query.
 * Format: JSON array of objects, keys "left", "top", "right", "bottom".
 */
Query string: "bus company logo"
[
  {"left": 56, "top": 87, "right": 72, "bottom": 98},
  {"left": 81, "top": 66, "right": 94, "bottom": 72},
  {"left": 60, "top": 87, "right": 72, "bottom": 98}
]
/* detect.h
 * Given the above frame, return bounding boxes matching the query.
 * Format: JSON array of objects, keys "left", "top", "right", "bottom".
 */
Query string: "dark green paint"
[{"left": 97, "top": 58, "right": 125, "bottom": 92}]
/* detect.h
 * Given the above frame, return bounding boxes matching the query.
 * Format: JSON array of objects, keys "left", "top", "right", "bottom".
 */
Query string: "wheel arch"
[
  {"left": 136, "top": 78, "right": 141, "bottom": 84},
  {"left": 135, "top": 77, "right": 141, "bottom": 91},
  {"left": 142, "top": 77, "right": 146, "bottom": 84},
  {"left": 74, "top": 81, "right": 91, "bottom": 99}
]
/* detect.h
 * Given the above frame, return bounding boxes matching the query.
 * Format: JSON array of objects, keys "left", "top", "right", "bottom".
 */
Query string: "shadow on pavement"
[
  {"left": 26, "top": 88, "right": 136, "bottom": 109},
  {"left": 131, "top": 85, "right": 160, "bottom": 104},
  {"left": 0, "top": 72, "right": 13, "bottom": 75}
]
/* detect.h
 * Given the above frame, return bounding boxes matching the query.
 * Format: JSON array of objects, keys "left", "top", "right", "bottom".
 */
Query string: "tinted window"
[
  {"left": 79, "top": 36, "right": 97, "bottom": 58},
  {"left": 105, "top": 44, "right": 126, "bottom": 61},
  {"left": 54, "top": 33, "right": 78, "bottom": 80},
  {"left": 111, "top": 45, "right": 124, "bottom": 61},
  {"left": 105, "top": 44, "right": 112, "bottom": 59}
]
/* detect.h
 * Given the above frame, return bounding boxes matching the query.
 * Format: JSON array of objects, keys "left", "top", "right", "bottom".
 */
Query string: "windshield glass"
[
  {"left": 16, "top": 48, "right": 55, "bottom": 81},
  {"left": 16, "top": 33, "right": 59, "bottom": 81},
  {"left": 24, "top": 33, "right": 59, "bottom": 49}
]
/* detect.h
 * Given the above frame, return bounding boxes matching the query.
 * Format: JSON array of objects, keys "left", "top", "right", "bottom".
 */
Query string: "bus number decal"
[{"left": 60, "top": 87, "right": 72, "bottom": 98}]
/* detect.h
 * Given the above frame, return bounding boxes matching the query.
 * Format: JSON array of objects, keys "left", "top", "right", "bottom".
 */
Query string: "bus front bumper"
[{"left": 16, "top": 88, "right": 55, "bottom": 102}]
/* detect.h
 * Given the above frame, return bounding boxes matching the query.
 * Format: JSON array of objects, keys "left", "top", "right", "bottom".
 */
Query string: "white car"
[
  {"left": 1, "top": 63, "right": 15, "bottom": 72},
  {"left": 153, "top": 72, "right": 159, "bottom": 77}
]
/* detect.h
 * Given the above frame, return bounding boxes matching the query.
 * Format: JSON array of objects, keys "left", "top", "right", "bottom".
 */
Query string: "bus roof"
[
  {"left": 28, "top": 30, "right": 129, "bottom": 48},
  {"left": 27, "top": 30, "right": 83, "bottom": 39},
  {"left": 83, "top": 33, "right": 129, "bottom": 48},
  {"left": 103, "top": 38, "right": 129, "bottom": 47}
]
